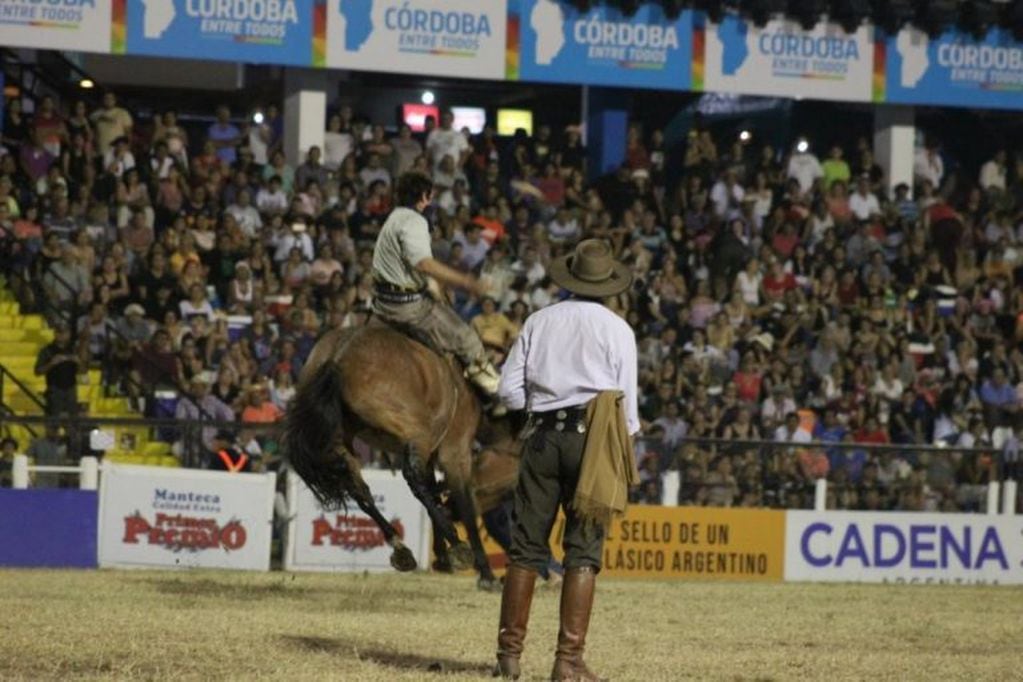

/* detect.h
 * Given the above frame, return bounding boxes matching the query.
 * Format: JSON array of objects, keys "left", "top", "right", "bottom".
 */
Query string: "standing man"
[
  {"left": 372, "top": 172, "right": 502, "bottom": 402},
  {"left": 494, "top": 239, "right": 639, "bottom": 681},
  {"left": 34, "top": 323, "right": 80, "bottom": 417}
]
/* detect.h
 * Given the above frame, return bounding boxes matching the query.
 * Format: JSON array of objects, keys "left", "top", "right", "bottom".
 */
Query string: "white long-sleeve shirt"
[{"left": 498, "top": 300, "right": 640, "bottom": 435}]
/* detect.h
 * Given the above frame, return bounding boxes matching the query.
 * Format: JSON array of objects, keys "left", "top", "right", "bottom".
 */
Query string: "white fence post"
[
  {"left": 814, "top": 478, "right": 827, "bottom": 511},
  {"left": 1002, "top": 480, "right": 1018, "bottom": 516},
  {"left": 986, "top": 481, "right": 1001, "bottom": 515},
  {"left": 12, "top": 454, "right": 29, "bottom": 489},
  {"left": 79, "top": 457, "right": 99, "bottom": 491}
]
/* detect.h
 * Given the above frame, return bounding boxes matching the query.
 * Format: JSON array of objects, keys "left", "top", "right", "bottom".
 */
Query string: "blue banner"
[
  {"left": 0, "top": 489, "right": 97, "bottom": 568},
  {"left": 885, "top": 26, "right": 1023, "bottom": 110},
  {"left": 517, "top": 1, "right": 692, "bottom": 90},
  {"left": 124, "top": 0, "right": 315, "bottom": 65}
]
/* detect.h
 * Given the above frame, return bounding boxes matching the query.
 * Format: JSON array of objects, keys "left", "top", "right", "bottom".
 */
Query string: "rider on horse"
[{"left": 371, "top": 172, "right": 503, "bottom": 407}]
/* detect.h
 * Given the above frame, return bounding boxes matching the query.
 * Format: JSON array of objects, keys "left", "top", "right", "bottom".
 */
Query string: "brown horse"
[{"left": 282, "top": 323, "right": 515, "bottom": 588}]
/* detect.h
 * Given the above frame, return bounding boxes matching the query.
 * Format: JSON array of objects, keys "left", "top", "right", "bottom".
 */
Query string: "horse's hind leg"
[
  {"left": 402, "top": 444, "right": 473, "bottom": 570},
  {"left": 451, "top": 484, "right": 500, "bottom": 592},
  {"left": 342, "top": 446, "right": 417, "bottom": 572}
]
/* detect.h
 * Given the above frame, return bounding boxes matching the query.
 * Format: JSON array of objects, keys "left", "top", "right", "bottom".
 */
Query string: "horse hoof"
[
  {"left": 449, "top": 542, "right": 474, "bottom": 570},
  {"left": 432, "top": 558, "right": 454, "bottom": 574},
  {"left": 390, "top": 546, "right": 418, "bottom": 572},
  {"left": 477, "top": 576, "right": 501, "bottom": 593}
]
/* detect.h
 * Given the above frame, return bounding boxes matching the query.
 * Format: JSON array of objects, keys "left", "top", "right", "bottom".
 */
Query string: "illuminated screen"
[
  {"left": 497, "top": 109, "right": 533, "bottom": 136},
  {"left": 401, "top": 104, "right": 440, "bottom": 133},
  {"left": 451, "top": 106, "right": 486, "bottom": 134}
]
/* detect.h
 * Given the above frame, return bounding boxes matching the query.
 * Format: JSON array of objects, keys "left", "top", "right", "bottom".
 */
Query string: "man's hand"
[{"left": 415, "top": 257, "right": 479, "bottom": 295}]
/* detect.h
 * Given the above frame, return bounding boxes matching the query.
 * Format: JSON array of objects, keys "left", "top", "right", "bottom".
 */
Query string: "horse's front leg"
[
  {"left": 342, "top": 447, "right": 417, "bottom": 571},
  {"left": 402, "top": 444, "right": 473, "bottom": 570}
]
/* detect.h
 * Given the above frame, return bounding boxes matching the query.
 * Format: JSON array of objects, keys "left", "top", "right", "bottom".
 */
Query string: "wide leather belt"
[
  {"left": 374, "top": 283, "right": 426, "bottom": 304},
  {"left": 528, "top": 405, "right": 589, "bottom": 434}
]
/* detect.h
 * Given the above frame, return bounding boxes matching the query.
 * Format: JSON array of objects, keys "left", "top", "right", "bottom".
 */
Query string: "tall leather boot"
[
  {"left": 550, "top": 566, "right": 603, "bottom": 682},
  {"left": 494, "top": 564, "right": 538, "bottom": 679}
]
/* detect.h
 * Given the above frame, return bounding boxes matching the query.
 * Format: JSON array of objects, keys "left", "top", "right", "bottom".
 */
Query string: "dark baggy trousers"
[{"left": 508, "top": 425, "right": 605, "bottom": 573}]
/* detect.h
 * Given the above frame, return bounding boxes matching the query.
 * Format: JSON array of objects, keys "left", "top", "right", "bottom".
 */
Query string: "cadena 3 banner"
[
  {"left": 700, "top": 15, "right": 874, "bottom": 102},
  {"left": 121, "top": 0, "right": 315, "bottom": 65},
  {"left": 785, "top": 510, "right": 1023, "bottom": 585},
  {"left": 515, "top": 0, "right": 692, "bottom": 90},
  {"left": 326, "top": 0, "right": 507, "bottom": 79},
  {"left": 0, "top": 0, "right": 111, "bottom": 53}
]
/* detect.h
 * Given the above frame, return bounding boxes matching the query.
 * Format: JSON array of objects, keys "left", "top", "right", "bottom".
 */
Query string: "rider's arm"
[{"left": 415, "top": 257, "right": 482, "bottom": 295}]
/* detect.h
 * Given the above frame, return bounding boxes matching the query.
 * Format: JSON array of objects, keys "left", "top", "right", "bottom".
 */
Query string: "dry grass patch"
[{"left": 0, "top": 570, "right": 1020, "bottom": 680}]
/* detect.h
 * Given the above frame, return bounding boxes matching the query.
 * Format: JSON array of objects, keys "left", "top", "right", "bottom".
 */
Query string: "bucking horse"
[{"left": 281, "top": 323, "right": 518, "bottom": 590}]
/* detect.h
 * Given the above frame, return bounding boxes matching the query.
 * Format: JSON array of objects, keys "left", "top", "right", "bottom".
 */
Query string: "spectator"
[
  {"left": 240, "top": 382, "right": 283, "bottom": 423},
  {"left": 34, "top": 324, "right": 80, "bottom": 417},
  {"left": 913, "top": 140, "right": 944, "bottom": 189},
  {"left": 786, "top": 139, "right": 823, "bottom": 197},
  {"left": 426, "top": 110, "right": 470, "bottom": 171},
  {"left": 174, "top": 372, "right": 235, "bottom": 453},
  {"left": 26, "top": 423, "right": 66, "bottom": 487},
  {"left": 89, "top": 92, "right": 133, "bottom": 156},
  {"left": 294, "top": 147, "right": 329, "bottom": 199},
  {"left": 208, "top": 105, "right": 242, "bottom": 165}
]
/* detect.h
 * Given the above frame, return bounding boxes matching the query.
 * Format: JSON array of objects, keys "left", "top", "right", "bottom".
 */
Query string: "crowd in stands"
[{"left": 0, "top": 90, "right": 1020, "bottom": 512}]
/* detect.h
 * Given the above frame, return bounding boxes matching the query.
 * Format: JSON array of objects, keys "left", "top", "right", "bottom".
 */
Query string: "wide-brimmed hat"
[{"left": 548, "top": 239, "right": 632, "bottom": 298}]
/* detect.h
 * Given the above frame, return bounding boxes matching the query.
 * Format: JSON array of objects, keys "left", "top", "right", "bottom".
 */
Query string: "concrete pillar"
[
  {"left": 873, "top": 105, "right": 915, "bottom": 196},
  {"left": 283, "top": 68, "right": 328, "bottom": 167}
]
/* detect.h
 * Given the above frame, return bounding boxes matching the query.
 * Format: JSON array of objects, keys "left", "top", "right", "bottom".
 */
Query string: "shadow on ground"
[{"left": 280, "top": 635, "right": 493, "bottom": 675}]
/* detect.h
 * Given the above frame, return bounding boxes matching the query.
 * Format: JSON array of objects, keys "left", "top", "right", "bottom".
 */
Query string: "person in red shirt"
[
  {"left": 762, "top": 260, "right": 796, "bottom": 303},
  {"left": 732, "top": 353, "right": 763, "bottom": 403},
  {"left": 854, "top": 415, "right": 890, "bottom": 445},
  {"left": 770, "top": 222, "right": 800, "bottom": 260}
]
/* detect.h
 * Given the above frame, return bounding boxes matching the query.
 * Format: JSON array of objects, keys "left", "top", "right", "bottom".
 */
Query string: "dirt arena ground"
[{"left": 0, "top": 570, "right": 1020, "bottom": 681}]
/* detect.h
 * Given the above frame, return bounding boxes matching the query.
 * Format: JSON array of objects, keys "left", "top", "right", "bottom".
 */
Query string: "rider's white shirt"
[{"left": 498, "top": 299, "right": 639, "bottom": 435}]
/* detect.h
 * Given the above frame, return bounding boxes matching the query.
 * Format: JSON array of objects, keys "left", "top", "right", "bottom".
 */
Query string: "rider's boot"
[{"left": 466, "top": 359, "right": 507, "bottom": 417}]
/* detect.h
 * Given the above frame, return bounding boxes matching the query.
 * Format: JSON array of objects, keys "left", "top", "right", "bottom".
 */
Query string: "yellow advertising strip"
[
  {"left": 556, "top": 506, "right": 786, "bottom": 582},
  {"left": 456, "top": 506, "right": 786, "bottom": 582}
]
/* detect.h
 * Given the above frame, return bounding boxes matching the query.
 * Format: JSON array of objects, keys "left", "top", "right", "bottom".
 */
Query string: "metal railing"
[
  {"left": 0, "top": 364, "right": 44, "bottom": 439},
  {"left": 639, "top": 435, "right": 1017, "bottom": 515},
  {"left": 0, "top": 414, "right": 281, "bottom": 470}
]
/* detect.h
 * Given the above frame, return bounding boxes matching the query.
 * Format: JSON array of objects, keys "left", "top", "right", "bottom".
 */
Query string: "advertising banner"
[
  {"left": 884, "top": 27, "right": 1023, "bottom": 110},
  {"left": 0, "top": 0, "right": 111, "bottom": 53},
  {"left": 514, "top": 1, "right": 692, "bottom": 90},
  {"left": 284, "top": 468, "right": 431, "bottom": 572},
  {"left": 326, "top": 0, "right": 507, "bottom": 79},
  {"left": 557, "top": 505, "right": 786, "bottom": 581},
  {"left": 701, "top": 15, "right": 874, "bottom": 102},
  {"left": 0, "top": 489, "right": 98, "bottom": 568},
  {"left": 121, "top": 0, "right": 315, "bottom": 65},
  {"left": 97, "top": 464, "right": 275, "bottom": 571},
  {"left": 785, "top": 511, "right": 1023, "bottom": 585}
]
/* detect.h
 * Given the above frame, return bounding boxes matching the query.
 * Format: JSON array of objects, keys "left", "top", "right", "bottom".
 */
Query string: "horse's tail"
[{"left": 281, "top": 363, "right": 351, "bottom": 510}]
